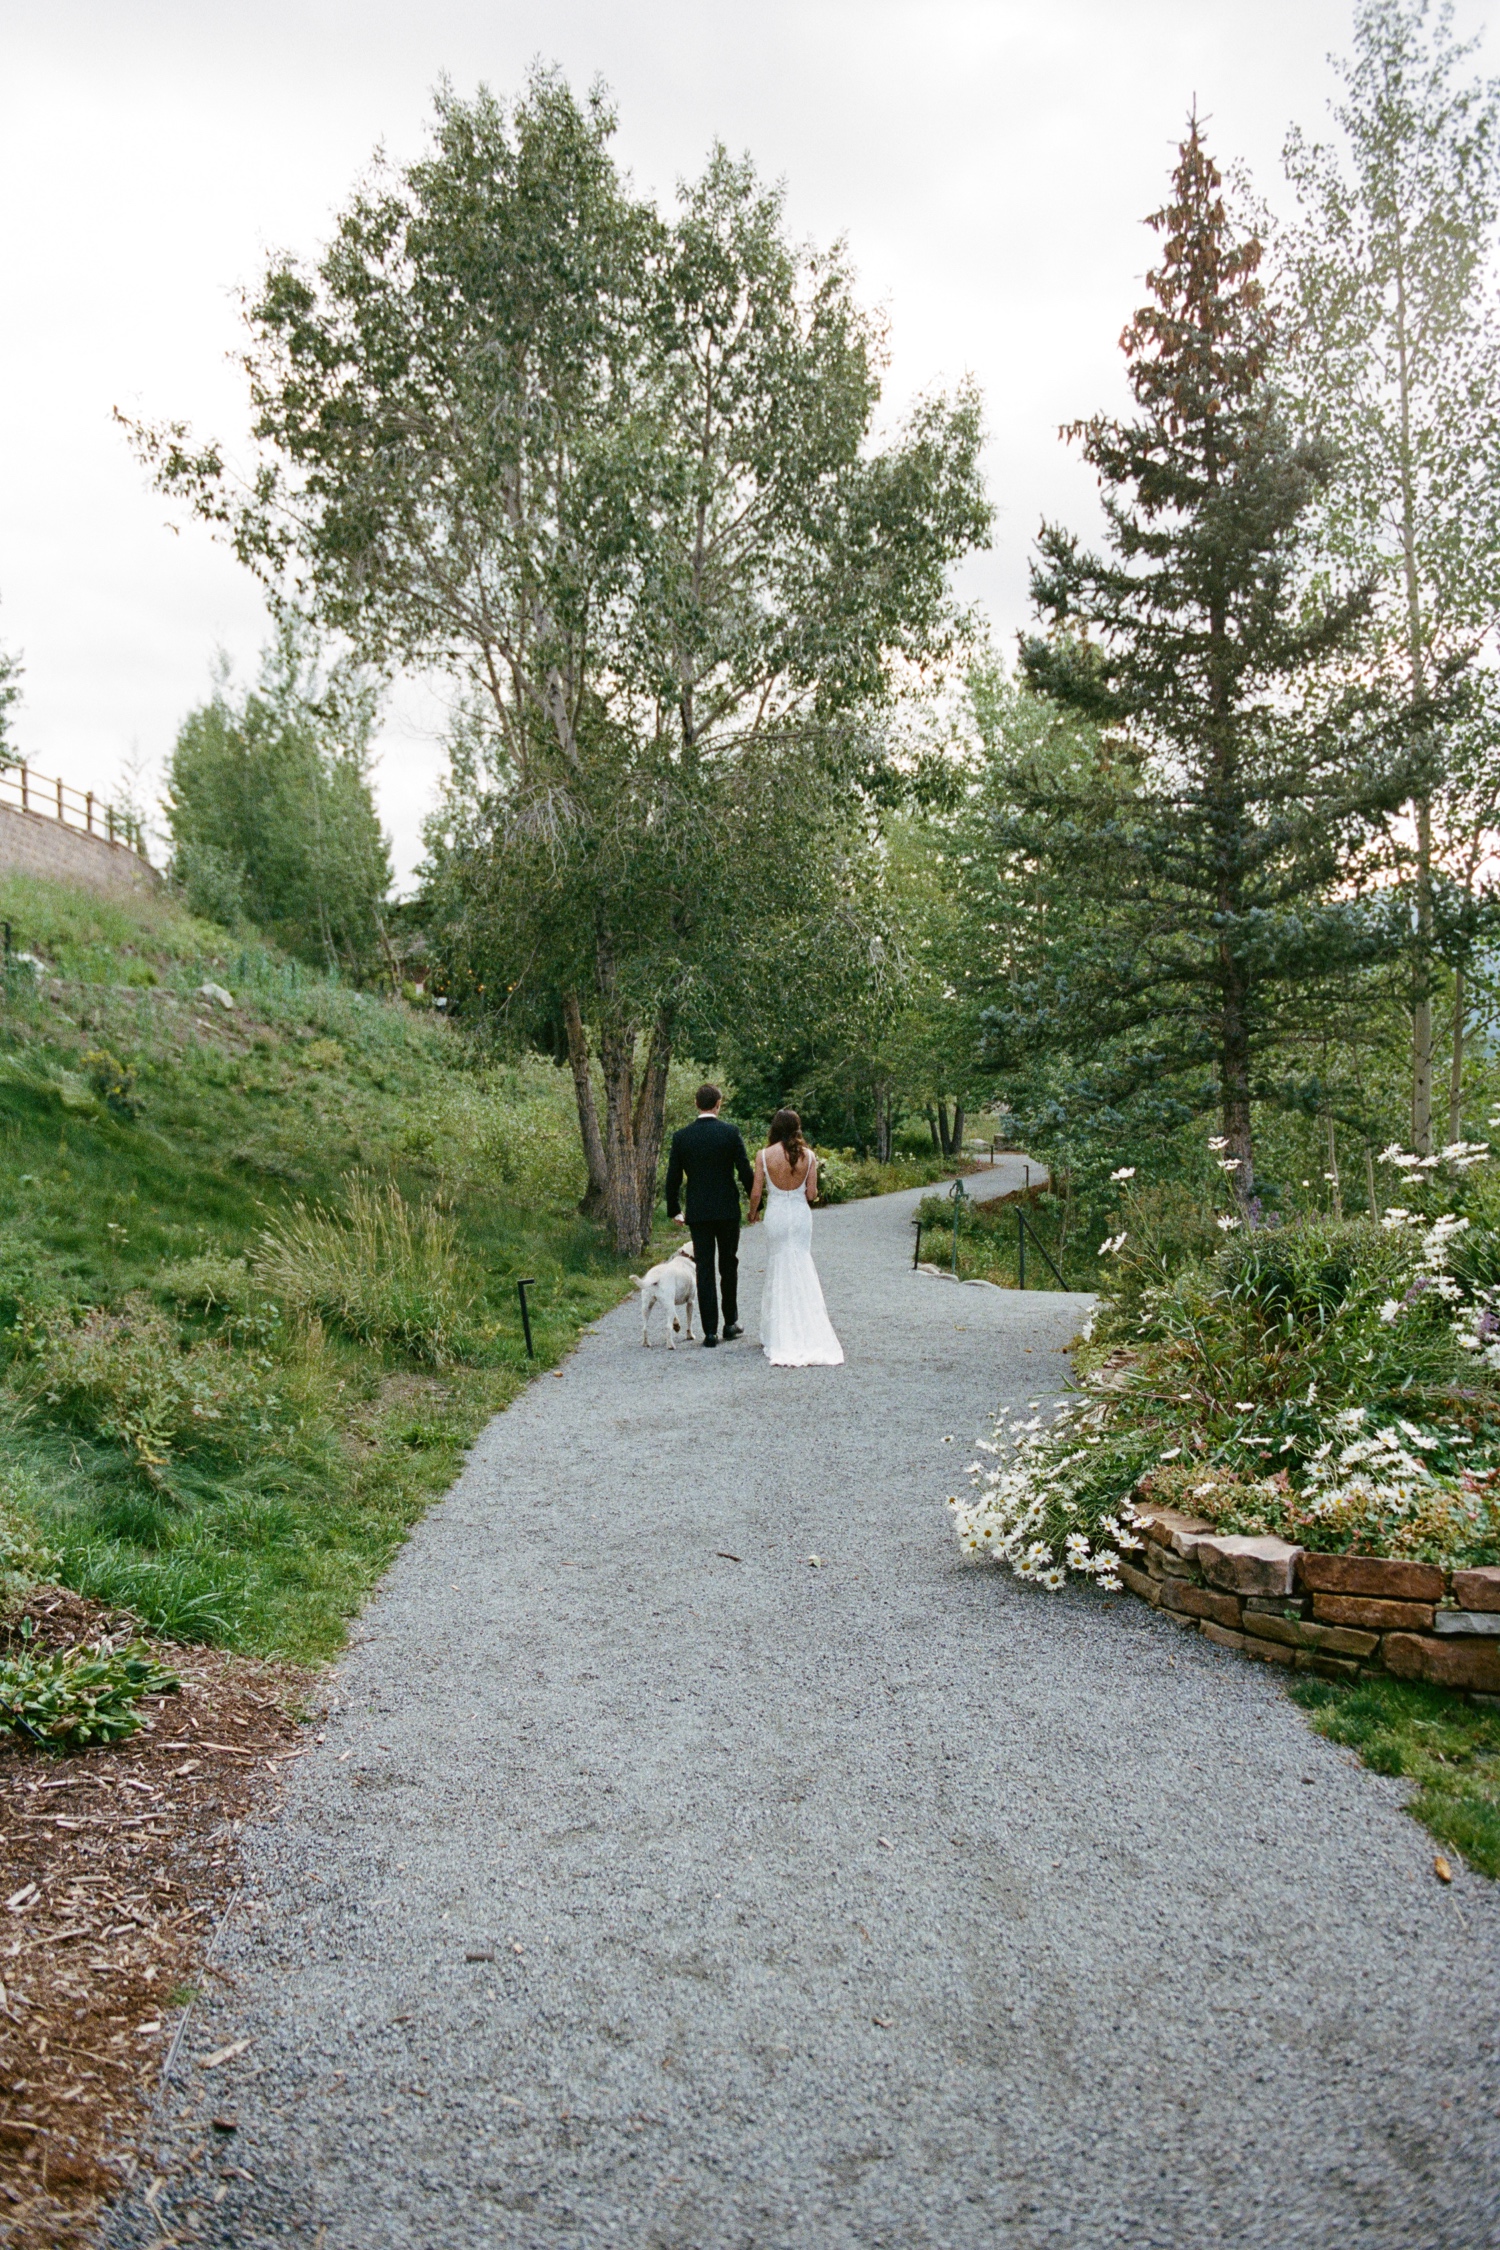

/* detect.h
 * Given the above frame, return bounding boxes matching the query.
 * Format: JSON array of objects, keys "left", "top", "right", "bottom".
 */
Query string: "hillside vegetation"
[{"left": 0, "top": 871, "right": 647, "bottom": 1661}]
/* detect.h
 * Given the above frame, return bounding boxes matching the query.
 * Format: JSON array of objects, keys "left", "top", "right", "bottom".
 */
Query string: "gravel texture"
[{"left": 107, "top": 1167, "right": 1500, "bottom": 2247}]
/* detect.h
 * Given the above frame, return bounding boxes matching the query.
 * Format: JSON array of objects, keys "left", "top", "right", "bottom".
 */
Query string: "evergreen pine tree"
[{"left": 1013, "top": 117, "right": 1421, "bottom": 1197}]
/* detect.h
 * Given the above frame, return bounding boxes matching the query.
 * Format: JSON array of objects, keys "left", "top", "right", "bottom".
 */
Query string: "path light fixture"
[
  {"left": 516, "top": 1278, "right": 537, "bottom": 1358},
  {"left": 947, "top": 1176, "right": 969, "bottom": 1278}
]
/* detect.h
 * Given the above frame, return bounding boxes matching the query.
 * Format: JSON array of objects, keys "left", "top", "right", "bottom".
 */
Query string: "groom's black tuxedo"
[
  {"left": 665, "top": 1114, "right": 754, "bottom": 1339},
  {"left": 665, "top": 1115, "right": 753, "bottom": 1226}
]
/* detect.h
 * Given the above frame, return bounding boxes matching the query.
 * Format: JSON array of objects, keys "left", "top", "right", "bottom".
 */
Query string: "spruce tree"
[{"left": 1013, "top": 117, "right": 1419, "bottom": 1198}]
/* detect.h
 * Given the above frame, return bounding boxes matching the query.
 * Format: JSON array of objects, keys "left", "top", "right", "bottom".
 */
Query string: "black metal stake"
[
  {"left": 912, "top": 1218, "right": 923, "bottom": 1269},
  {"left": 516, "top": 1277, "right": 537, "bottom": 1358},
  {"left": 1017, "top": 1207, "right": 1026, "bottom": 1290},
  {"left": 1016, "top": 1209, "right": 1067, "bottom": 1291}
]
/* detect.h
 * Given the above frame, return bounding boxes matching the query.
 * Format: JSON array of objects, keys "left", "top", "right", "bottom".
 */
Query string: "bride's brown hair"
[{"left": 769, "top": 1108, "right": 806, "bottom": 1171}]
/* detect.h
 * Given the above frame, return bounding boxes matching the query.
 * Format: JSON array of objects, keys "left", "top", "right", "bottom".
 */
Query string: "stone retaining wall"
[
  {"left": 0, "top": 802, "right": 158, "bottom": 896},
  {"left": 1122, "top": 1505, "right": 1500, "bottom": 1696}
]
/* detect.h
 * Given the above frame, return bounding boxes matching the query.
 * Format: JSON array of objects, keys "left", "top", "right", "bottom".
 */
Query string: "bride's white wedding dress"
[{"left": 759, "top": 1151, "right": 844, "bottom": 1367}]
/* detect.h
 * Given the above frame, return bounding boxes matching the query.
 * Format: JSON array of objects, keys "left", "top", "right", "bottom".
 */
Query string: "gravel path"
[{"left": 110, "top": 1167, "right": 1500, "bottom": 2248}]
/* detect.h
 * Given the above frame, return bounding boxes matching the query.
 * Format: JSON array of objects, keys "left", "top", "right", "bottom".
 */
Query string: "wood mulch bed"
[{"left": 0, "top": 1590, "right": 310, "bottom": 2248}]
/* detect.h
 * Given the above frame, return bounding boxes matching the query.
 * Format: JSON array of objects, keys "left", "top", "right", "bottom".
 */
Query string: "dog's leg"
[{"left": 684, "top": 1287, "right": 696, "bottom": 1341}]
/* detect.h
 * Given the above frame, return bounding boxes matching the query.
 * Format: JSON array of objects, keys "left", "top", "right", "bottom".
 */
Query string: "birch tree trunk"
[
  {"left": 562, "top": 992, "right": 609, "bottom": 1220},
  {"left": 563, "top": 988, "right": 672, "bottom": 1259},
  {"left": 631, "top": 1012, "right": 673, "bottom": 1248},
  {"left": 1449, "top": 963, "right": 1465, "bottom": 1146}
]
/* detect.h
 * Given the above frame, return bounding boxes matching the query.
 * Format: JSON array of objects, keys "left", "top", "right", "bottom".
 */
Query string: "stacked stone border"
[{"left": 1122, "top": 1506, "right": 1500, "bottom": 1698}]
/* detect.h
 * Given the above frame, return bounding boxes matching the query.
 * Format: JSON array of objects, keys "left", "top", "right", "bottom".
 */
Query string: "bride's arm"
[
  {"left": 805, "top": 1154, "right": 818, "bottom": 1206},
  {"left": 747, "top": 1149, "right": 765, "bottom": 1223}
]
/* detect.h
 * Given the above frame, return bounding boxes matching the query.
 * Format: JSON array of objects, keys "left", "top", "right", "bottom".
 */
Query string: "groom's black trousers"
[{"left": 689, "top": 1219, "right": 740, "bottom": 1339}]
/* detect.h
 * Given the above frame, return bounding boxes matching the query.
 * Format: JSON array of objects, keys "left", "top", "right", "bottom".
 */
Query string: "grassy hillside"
[{"left": 0, "top": 871, "right": 650, "bottom": 1661}]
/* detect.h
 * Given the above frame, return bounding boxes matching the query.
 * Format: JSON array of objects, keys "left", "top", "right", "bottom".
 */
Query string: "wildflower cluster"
[
  {"left": 947, "top": 1399, "right": 1150, "bottom": 1590},
  {"left": 951, "top": 1133, "right": 1500, "bottom": 1585}
]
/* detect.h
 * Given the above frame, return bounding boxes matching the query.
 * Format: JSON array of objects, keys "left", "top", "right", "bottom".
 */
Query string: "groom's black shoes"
[
  {"left": 723, "top": 1323, "right": 743, "bottom": 1340},
  {"left": 702, "top": 1333, "right": 720, "bottom": 1348}
]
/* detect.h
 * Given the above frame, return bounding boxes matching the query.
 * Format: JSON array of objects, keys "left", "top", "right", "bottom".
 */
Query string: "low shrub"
[
  {"left": 251, "top": 1172, "right": 482, "bottom": 1365},
  {"left": 0, "top": 1470, "right": 59, "bottom": 1603},
  {"left": 397, "top": 1055, "right": 587, "bottom": 1212},
  {"left": 80, "top": 1049, "right": 141, "bottom": 1120},
  {"left": 0, "top": 1638, "right": 179, "bottom": 1750},
  {"left": 8, "top": 1295, "right": 294, "bottom": 1484},
  {"left": 917, "top": 1184, "right": 1082, "bottom": 1286},
  {"left": 817, "top": 1148, "right": 959, "bottom": 1204}
]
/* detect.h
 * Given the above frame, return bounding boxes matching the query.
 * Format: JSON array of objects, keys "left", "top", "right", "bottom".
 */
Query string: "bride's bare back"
[{"left": 755, "top": 1142, "right": 843, "bottom": 1367}]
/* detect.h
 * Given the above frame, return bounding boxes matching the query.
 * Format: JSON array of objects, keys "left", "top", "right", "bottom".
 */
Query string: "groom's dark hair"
[{"left": 696, "top": 1083, "right": 721, "bottom": 1111}]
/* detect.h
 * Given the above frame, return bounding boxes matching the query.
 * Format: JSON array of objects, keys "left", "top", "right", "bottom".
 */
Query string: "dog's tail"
[{"left": 628, "top": 1275, "right": 646, "bottom": 1288}]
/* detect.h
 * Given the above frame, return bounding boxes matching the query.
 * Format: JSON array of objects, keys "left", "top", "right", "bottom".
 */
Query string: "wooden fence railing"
[{"left": 0, "top": 763, "right": 148, "bottom": 859}]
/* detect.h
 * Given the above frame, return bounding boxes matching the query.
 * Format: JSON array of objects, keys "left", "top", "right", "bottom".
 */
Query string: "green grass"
[
  {"left": 1288, "top": 1673, "right": 1500, "bottom": 1877},
  {"left": 916, "top": 1187, "right": 1088, "bottom": 1291},
  {"left": 0, "top": 870, "right": 654, "bottom": 1663},
  {"left": 818, "top": 1148, "right": 976, "bottom": 1203}
]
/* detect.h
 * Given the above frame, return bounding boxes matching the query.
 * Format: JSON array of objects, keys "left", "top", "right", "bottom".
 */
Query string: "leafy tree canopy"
[
  {"left": 166, "top": 620, "right": 392, "bottom": 977},
  {"left": 0, "top": 604, "right": 22, "bottom": 770},
  {"left": 129, "top": 70, "right": 989, "bottom": 1250},
  {"left": 1280, "top": 0, "right": 1500, "bottom": 1148}
]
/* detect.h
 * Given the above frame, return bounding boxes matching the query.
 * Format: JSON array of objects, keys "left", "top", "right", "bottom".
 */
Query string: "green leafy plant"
[
  {"left": 0, "top": 1471, "right": 59, "bottom": 1603},
  {"left": 0, "top": 1640, "right": 179, "bottom": 1749},
  {"left": 9, "top": 1294, "right": 295, "bottom": 1483},
  {"left": 81, "top": 1049, "right": 141, "bottom": 1120},
  {"left": 251, "top": 1172, "right": 481, "bottom": 1365},
  {"left": 816, "top": 1149, "right": 959, "bottom": 1205}
]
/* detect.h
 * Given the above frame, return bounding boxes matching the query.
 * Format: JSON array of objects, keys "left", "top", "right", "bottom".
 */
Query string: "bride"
[{"left": 747, "top": 1108, "right": 844, "bottom": 1367}]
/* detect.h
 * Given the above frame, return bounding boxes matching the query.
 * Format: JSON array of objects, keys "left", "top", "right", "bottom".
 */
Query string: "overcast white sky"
[{"left": 2, "top": 0, "right": 1493, "bottom": 887}]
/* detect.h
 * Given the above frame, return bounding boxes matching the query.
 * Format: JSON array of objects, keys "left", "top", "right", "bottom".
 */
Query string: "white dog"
[{"left": 629, "top": 1244, "right": 698, "bottom": 1348}]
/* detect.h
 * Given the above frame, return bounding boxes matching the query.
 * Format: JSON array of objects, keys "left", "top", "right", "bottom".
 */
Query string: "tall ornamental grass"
[
  {"left": 252, "top": 1173, "right": 482, "bottom": 1365},
  {"left": 397, "top": 1055, "right": 587, "bottom": 1211}
]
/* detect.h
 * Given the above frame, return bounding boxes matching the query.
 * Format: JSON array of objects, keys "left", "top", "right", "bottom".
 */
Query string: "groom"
[{"left": 665, "top": 1085, "right": 754, "bottom": 1348}]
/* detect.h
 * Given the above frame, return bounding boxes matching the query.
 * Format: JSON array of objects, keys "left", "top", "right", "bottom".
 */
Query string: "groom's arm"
[
  {"left": 732, "top": 1129, "right": 754, "bottom": 1198},
  {"left": 665, "top": 1131, "right": 686, "bottom": 1222}
]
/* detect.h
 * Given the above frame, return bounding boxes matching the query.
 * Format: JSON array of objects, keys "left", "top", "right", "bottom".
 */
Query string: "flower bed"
[
  {"left": 1121, "top": 1501, "right": 1500, "bottom": 1695},
  {"left": 948, "top": 1145, "right": 1500, "bottom": 1597}
]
